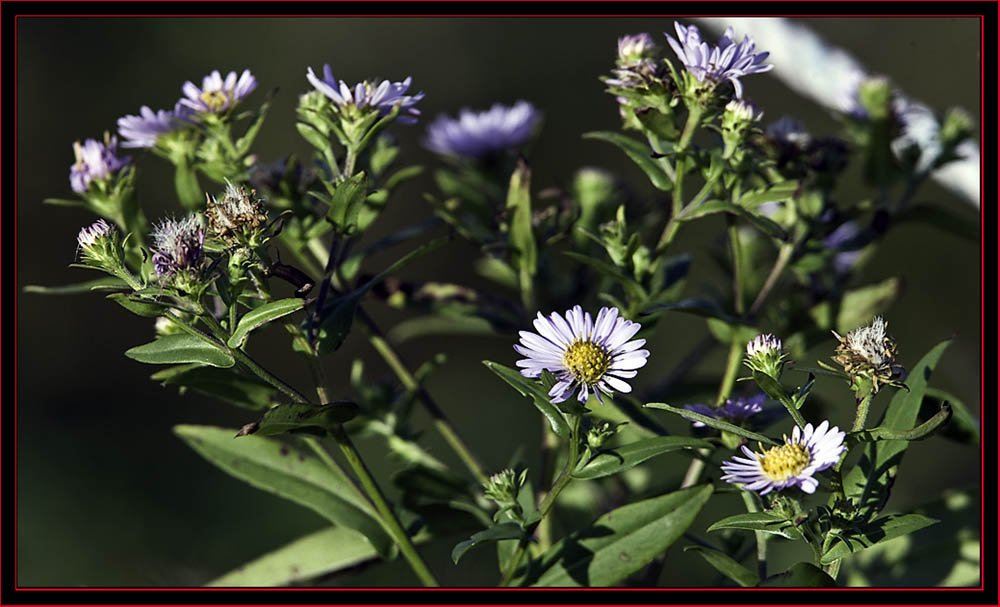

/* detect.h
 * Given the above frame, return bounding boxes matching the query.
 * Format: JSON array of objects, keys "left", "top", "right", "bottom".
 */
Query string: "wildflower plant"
[{"left": 30, "top": 19, "right": 979, "bottom": 589}]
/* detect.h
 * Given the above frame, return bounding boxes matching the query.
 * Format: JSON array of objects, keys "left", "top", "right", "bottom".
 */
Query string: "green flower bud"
[
  {"left": 586, "top": 420, "right": 626, "bottom": 449},
  {"left": 744, "top": 334, "right": 788, "bottom": 380},
  {"left": 483, "top": 468, "right": 527, "bottom": 510}
]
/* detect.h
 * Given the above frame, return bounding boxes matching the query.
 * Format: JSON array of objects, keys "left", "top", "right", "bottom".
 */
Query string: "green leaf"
[
  {"left": 684, "top": 545, "right": 759, "bottom": 587},
  {"left": 452, "top": 523, "right": 524, "bottom": 564},
  {"left": 317, "top": 238, "right": 447, "bottom": 353},
  {"left": 208, "top": 526, "right": 380, "bottom": 587},
  {"left": 737, "top": 180, "right": 799, "bottom": 208},
  {"left": 707, "top": 512, "right": 803, "bottom": 540},
  {"left": 326, "top": 172, "right": 368, "bottom": 232},
  {"left": 296, "top": 122, "right": 331, "bottom": 152},
  {"left": 174, "top": 161, "right": 203, "bottom": 211},
  {"left": 924, "top": 387, "right": 980, "bottom": 445},
  {"left": 235, "top": 97, "right": 271, "bottom": 155},
  {"left": 24, "top": 277, "right": 128, "bottom": 294},
  {"left": 107, "top": 293, "right": 169, "bottom": 318},
  {"left": 583, "top": 131, "right": 672, "bottom": 191},
  {"left": 842, "top": 340, "right": 952, "bottom": 519},
  {"left": 228, "top": 298, "right": 306, "bottom": 349},
  {"left": 644, "top": 403, "right": 777, "bottom": 446},
  {"left": 752, "top": 371, "right": 799, "bottom": 411},
  {"left": 820, "top": 277, "right": 902, "bottom": 334},
  {"left": 526, "top": 484, "right": 713, "bottom": 587},
  {"left": 388, "top": 314, "right": 498, "bottom": 344},
  {"left": 758, "top": 562, "right": 836, "bottom": 587},
  {"left": 564, "top": 251, "right": 647, "bottom": 302},
  {"left": 483, "top": 361, "right": 570, "bottom": 438},
  {"left": 821, "top": 514, "right": 938, "bottom": 564},
  {"left": 125, "top": 334, "right": 235, "bottom": 368},
  {"left": 572, "top": 436, "right": 712, "bottom": 480},
  {"left": 506, "top": 160, "right": 538, "bottom": 296},
  {"left": 678, "top": 200, "right": 788, "bottom": 240},
  {"left": 43, "top": 197, "right": 88, "bottom": 209},
  {"left": 646, "top": 298, "right": 740, "bottom": 324},
  {"left": 238, "top": 402, "right": 359, "bottom": 437},
  {"left": 151, "top": 364, "right": 277, "bottom": 410},
  {"left": 174, "top": 425, "right": 394, "bottom": 557}
]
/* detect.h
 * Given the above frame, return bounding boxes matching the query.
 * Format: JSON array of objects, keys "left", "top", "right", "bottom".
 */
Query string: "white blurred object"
[{"left": 693, "top": 17, "right": 981, "bottom": 209}]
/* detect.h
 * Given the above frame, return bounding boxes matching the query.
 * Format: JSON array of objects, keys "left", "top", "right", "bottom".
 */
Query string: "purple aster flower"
[
  {"left": 306, "top": 65, "right": 424, "bottom": 124},
  {"left": 721, "top": 420, "right": 846, "bottom": 495},
  {"left": 69, "top": 135, "right": 130, "bottom": 193},
  {"left": 423, "top": 101, "right": 541, "bottom": 158},
  {"left": 77, "top": 219, "right": 116, "bottom": 249},
  {"left": 617, "top": 33, "right": 657, "bottom": 67},
  {"left": 683, "top": 393, "right": 766, "bottom": 428},
  {"left": 665, "top": 22, "right": 773, "bottom": 98},
  {"left": 514, "top": 305, "right": 650, "bottom": 404},
  {"left": 150, "top": 214, "right": 205, "bottom": 277},
  {"left": 824, "top": 220, "right": 864, "bottom": 274},
  {"left": 117, "top": 101, "right": 192, "bottom": 148},
  {"left": 179, "top": 69, "right": 257, "bottom": 114}
]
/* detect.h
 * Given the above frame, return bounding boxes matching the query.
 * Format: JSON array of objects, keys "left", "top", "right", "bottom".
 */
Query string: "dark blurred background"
[{"left": 16, "top": 17, "right": 981, "bottom": 587}]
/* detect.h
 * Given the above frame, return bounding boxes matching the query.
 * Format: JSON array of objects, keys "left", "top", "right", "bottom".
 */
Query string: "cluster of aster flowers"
[
  {"left": 423, "top": 101, "right": 541, "bottom": 159},
  {"left": 69, "top": 134, "right": 130, "bottom": 193},
  {"left": 515, "top": 306, "right": 649, "bottom": 404}
]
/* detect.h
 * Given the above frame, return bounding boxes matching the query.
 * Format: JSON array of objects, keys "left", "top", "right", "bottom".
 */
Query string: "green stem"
[
  {"left": 500, "top": 415, "right": 581, "bottom": 586},
  {"left": 535, "top": 419, "right": 560, "bottom": 550},
  {"left": 748, "top": 242, "right": 794, "bottom": 318},
  {"left": 740, "top": 491, "right": 767, "bottom": 581},
  {"left": 728, "top": 217, "right": 745, "bottom": 317},
  {"left": 328, "top": 423, "right": 440, "bottom": 587},
  {"left": 654, "top": 106, "right": 703, "bottom": 256},
  {"left": 365, "top": 319, "right": 489, "bottom": 485},
  {"left": 851, "top": 391, "right": 875, "bottom": 433},
  {"left": 715, "top": 341, "right": 744, "bottom": 407}
]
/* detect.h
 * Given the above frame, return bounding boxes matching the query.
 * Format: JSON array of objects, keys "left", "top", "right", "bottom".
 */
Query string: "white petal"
[{"left": 602, "top": 376, "right": 632, "bottom": 393}]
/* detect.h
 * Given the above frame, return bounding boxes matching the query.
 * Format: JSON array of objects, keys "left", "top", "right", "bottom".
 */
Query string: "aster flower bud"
[
  {"left": 744, "top": 334, "right": 788, "bottom": 380},
  {"left": 721, "top": 98, "right": 763, "bottom": 159},
  {"left": 616, "top": 33, "right": 658, "bottom": 68},
  {"left": 205, "top": 180, "right": 269, "bottom": 246},
  {"left": 586, "top": 420, "right": 626, "bottom": 449},
  {"left": 77, "top": 219, "right": 123, "bottom": 269},
  {"left": 483, "top": 468, "right": 527, "bottom": 511},
  {"left": 831, "top": 316, "right": 903, "bottom": 394}
]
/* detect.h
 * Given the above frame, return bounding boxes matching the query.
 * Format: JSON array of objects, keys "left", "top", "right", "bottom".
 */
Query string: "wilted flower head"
[
  {"left": 665, "top": 22, "right": 773, "bottom": 98},
  {"left": 179, "top": 69, "right": 257, "bottom": 114},
  {"left": 117, "top": 102, "right": 192, "bottom": 148},
  {"left": 424, "top": 101, "right": 541, "bottom": 158},
  {"left": 744, "top": 334, "right": 788, "bottom": 379},
  {"left": 683, "top": 393, "right": 766, "bottom": 428},
  {"left": 69, "top": 134, "right": 130, "bottom": 193},
  {"left": 151, "top": 214, "right": 205, "bottom": 279},
  {"left": 832, "top": 317, "right": 900, "bottom": 392},
  {"left": 720, "top": 420, "right": 846, "bottom": 495},
  {"left": 617, "top": 33, "right": 658, "bottom": 67},
  {"left": 306, "top": 65, "right": 424, "bottom": 124},
  {"left": 515, "top": 306, "right": 649, "bottom": 404},
  {"left": 205, "top": 180, "right": 269, "bottom": 244}
]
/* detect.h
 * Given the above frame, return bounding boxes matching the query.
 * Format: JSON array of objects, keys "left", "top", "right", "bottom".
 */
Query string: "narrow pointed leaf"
[
  {"left": 174, "top": 425, "right": 394, "bottom": 557},
  {"left": 708, "top": 512, "right": 803, "bottom": 540},
  {"left": 24, "top": 277, "right": 128, "bottom": 294},
  {"left": 684, "top": 545, "right": 759, "bottom": 587},
  {"left": 125, "top": 334, "right": 235, "bottom": 368},
  {"left": 452, "top": 523, "right": 525, "bottom": 564},
  {"left": 583, "top": 131, "right": 672, "bottom": 191},
  {"left": 644, "top": 403, "right": 776, "bottom": 445},
  {"left": 758, "top": 562, "right": 836, "bottom": 587},
  {"left": 527, "top": 484, "right": 713, "bottom": 587},
  {"left": 238, "top": 402, "right": 359, "bottom": 437},
  {"left": 572, "top": 436, "right": 712, "bottom": 480},
  {"left": 821, "top": 514, "right": 938, "bottom": 564},
  {"left": 483, "top": 361, "right": 570, "bottom": 438},
  {"left": 151, "top": 364, "right": 277, "bottom": 410},
  {"left": 228, "top": 298, "right": 306, "bottom": 348}
]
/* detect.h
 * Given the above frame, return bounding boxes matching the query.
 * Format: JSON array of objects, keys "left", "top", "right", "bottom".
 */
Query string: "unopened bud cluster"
[{"left": 483, "top": 468, "right": 527, "bottom": 511}]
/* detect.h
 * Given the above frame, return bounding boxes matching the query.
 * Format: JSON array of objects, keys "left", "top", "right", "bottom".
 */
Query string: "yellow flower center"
[
  {"left": 757, "top": 441, "right": 811, "bottom": 481},
  {"left": 201, "top": 89, "right": 230, "bottom": 112},
  {"left": 563, "top": 339, "right": 611, "bottom": 385}
]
